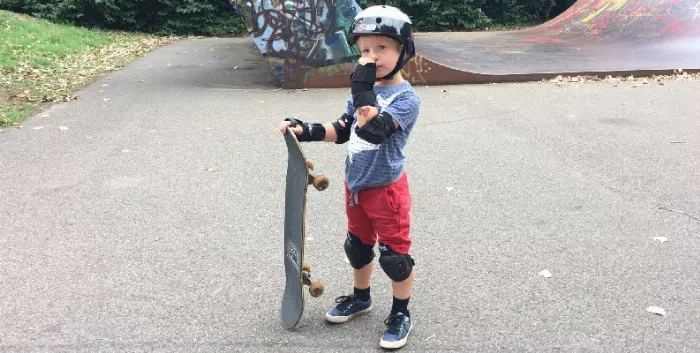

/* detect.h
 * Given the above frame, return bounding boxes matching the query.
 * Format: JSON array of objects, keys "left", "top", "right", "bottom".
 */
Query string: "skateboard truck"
[
  {"left": 302, "top": 261, "right": 324, "bottom": 297},
  {"left": 305, "top": 161, "right": 329, "bottom": 191}
]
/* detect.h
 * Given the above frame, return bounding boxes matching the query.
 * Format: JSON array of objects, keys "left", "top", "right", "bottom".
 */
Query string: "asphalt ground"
[{"left": 1, "top": 38, "right": 699, "bottom": 352}]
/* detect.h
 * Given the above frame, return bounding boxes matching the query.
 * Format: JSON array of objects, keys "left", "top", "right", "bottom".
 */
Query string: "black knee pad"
[
  {"left": 344, "top": 233, "right": 375, "bottom": 269},
  {"left": 378, "top": 243, "right": 414, "bottom": 282}
]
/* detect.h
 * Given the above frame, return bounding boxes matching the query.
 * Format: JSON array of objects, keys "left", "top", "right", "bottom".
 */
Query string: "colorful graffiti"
[
  {"left": 233, "top": 0, "right": 361, "bottom": 67},
  {"left": 530, "top": 0, "right": 700, "bottom": 40},
  {"left": 581, "top": 0, "right": 629, "bottom": 23}
]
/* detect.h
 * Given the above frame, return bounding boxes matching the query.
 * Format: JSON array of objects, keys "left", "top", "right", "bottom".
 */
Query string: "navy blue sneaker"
[
  {"left": 325, "top": 294, "right": 372, "bottom": 323},
  {"left": 379, "top": 312, "right": 412, "bottom": 349}
]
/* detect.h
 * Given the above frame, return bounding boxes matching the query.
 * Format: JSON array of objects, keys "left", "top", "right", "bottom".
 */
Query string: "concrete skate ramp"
[
  {"left": 407, "top": 0, "right": 700, "bottom": 86},
  {"left": 234, "top": 0, "right": 700, "bottom": 88}
]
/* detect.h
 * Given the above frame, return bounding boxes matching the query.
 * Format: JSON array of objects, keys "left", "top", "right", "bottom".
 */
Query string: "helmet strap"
[{"left": 377, "top": 41, "right": 415, "bottom": 81}]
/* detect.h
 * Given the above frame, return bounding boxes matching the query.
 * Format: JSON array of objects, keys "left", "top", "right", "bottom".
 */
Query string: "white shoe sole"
[
  {"left": 324, "top": 306, "right": 372, "bottom": 323},
  {"left": 379, "top": 322, "right": 413, "bottom": 349}
]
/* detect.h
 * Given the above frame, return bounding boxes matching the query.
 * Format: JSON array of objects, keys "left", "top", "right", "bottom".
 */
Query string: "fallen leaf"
[
  {"left": 538, "top": 269, "right": 552, "bottom": 278},
  {"left": 647, "top": 306, "right": 666, "bottom": 316}
]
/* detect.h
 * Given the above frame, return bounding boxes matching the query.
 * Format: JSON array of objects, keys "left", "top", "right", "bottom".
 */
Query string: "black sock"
[
  {"left": 354, "top": 286, "right": 371, "bottom": 301},
  {"left": 391, "top": 296, "right": 410, "bottom": 316}
]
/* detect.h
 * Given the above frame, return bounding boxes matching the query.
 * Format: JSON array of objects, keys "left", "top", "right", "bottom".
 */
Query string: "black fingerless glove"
[
  {"left": 284, "top": 117, "right": 326, "bottom": 142},
  {"left": 350, "top": 63, "right": 377, "bottom": 109}
]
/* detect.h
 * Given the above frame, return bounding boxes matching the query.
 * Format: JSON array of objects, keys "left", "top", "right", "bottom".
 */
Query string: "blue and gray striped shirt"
[{"left": 342, "top": 81, "right": 420, "bottom": 192}]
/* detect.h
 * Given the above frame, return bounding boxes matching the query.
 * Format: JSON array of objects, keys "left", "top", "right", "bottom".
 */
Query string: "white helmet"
[{"left": 347, "top": 5, "right": 416, "bottom": 79}]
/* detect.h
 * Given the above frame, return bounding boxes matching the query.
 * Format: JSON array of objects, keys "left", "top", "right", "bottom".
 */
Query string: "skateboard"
[{"left": 282, "top": 128, "right": 329, "bottom": 330}]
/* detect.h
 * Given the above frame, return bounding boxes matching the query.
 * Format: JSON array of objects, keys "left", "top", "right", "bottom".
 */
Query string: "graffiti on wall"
[
  {"left": 401, "top": 55, "right": 433, "bottom": 86},
  {"left": 233, "top": 0, "right": 361, "bottom": 67},
  {"left": 580, "top": 0, "right": 629, "bottom": 23}
]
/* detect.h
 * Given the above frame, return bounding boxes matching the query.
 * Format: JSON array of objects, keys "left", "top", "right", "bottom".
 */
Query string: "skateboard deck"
[{"left": 282, "top": 129, "right": 329, "bottom": 330}]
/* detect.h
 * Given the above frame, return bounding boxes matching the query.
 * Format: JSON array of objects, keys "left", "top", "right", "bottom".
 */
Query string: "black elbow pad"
[
  {"left": 332, "top": 113, "right": 354, "bottom": 144},
  {"left": 355, "top": 112, "right": 397, "bottom": 145}
]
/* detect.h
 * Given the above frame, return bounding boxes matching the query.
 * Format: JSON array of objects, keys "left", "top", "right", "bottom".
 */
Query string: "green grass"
[
  {"left": 0, "top": 12, "right": 121, "bottom": 71},
  {"left": 0, "top": 10, "right": 175, "bottom": 127}
]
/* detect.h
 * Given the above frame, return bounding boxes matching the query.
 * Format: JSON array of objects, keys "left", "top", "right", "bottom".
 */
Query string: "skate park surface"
[{"left": 1, "top": 34, "right": 699, "bottom": 352}]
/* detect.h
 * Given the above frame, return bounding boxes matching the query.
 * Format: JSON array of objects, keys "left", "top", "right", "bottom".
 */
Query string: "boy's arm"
[
  {"left": 354, "top": 110, "right": 397, "bottom": 145},
  {"left": 282, "top": 113, "right": 354, "bottom": 144},
  {"left": 355, "top": 93, "right": 419, "bottom": 145},
  {"left": 356, "top": 106, "right": 399, "bottom": 130}
]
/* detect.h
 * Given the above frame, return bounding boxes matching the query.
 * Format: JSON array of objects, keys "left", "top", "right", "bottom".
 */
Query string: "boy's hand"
[
  {"left": 356, "top": 105, "right": 378, "bottom": 127},
  {"left": 279, "top": 120, "right": 303, "bottom": 135},
  {"left": 358, "top": 57, "right": 375, "bottom": 66}
]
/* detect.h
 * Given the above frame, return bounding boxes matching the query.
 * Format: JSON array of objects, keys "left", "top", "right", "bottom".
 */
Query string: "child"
[{"left": 279, "top": 5, "right": 420, "bottom": 350}]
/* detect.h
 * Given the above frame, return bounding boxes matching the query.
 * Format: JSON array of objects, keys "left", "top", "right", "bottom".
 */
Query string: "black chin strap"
[{"left": 378, "top": 49, "right": 406, "bottom": 81}]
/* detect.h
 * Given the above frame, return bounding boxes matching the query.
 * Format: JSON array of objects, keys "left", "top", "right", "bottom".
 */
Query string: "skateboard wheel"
[
  {"left": 306, "top": 161, "right": 314, "bottom": 170},
  {"left": 313, "top": 175, "right": 329, "bottom": 191},
  {"left": 302, "top": 262, "right": 311, "bottom": 273},
  {"left": 309, "top": 282, "right": 324, "bottom": 297}
]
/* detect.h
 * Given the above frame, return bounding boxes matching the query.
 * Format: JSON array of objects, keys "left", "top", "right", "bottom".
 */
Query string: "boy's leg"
[
  {"left": 345, "top": 184, "right": 377, "bottom": 290},
  {"left": 361, "top": 173, "right": 415, "bottom": 349},
  {"left": 325, "top": 183, "right": 376, "bottom": 324}
]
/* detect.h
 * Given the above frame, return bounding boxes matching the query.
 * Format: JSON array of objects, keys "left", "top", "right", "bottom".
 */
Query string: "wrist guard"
[
  {"left": 285, "top": 117, "right": 326, "bottom": 142},
  {"left": 350, "top": 63, "right": 377, "bottom": 109}
]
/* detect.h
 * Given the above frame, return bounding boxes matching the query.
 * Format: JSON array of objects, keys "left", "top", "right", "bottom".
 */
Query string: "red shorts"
[{"left": 345, "top": 173, "right": 412, "bottom": 255}]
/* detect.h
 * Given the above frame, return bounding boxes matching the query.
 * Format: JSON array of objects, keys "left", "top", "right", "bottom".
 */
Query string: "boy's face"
[{"left": 356, "top": 35, "right": 402, "bottom": 78}]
